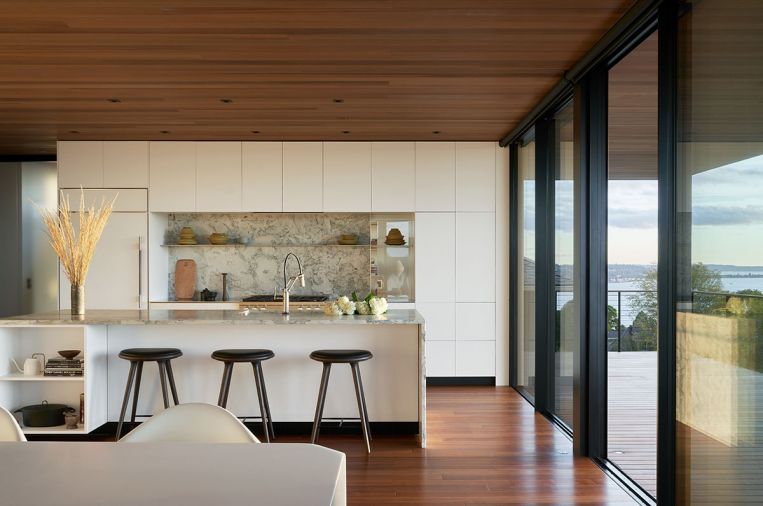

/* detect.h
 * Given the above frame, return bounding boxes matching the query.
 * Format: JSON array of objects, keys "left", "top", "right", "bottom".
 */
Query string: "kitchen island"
[{"left": 0, "top": 309, "right": 426, "bottom": 446}]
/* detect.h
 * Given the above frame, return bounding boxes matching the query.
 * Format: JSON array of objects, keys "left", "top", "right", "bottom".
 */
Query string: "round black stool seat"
[
  {"left": 310, "top": 349, "right": 373, "bottom": 363},
  {"left": 119, "top": 348, "right": 183, "bottom": 361},
  {"left": 212, "top": 349, "right": 275, "bottom": 362}
]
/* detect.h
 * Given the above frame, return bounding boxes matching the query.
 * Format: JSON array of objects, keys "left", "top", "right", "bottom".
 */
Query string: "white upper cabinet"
[
  {"left": 149, "top": 142, "right": 196, "bottom": 212},
  {"left": 415, "top": 142, "right": 455, "bottom": 211},
  {"left": 323, "top": 142, "right": 371, "bottom": 212},
  {"left": 455, "top": 142, "right": 496, "bottom": 212},
  {"left": 242, "top": 142, "right": 283, "bottom": 212},
  {"left": 372, "top": 142, "right": 415, "bottom": 212},
  {"left": 283, "top": 142, "right": 323, "bottom": 212},
  {"left": 415, "top": 212, "right": 455, "bottom": 302},
  {"left": 456, "top": 212, "right": 495, "bottom": 302},
  {"left": 103, "top": 141, "right": 149, "bottom": 188},
  {"left": 58, "top": 141, "right": 104, "bottom": 188},
  {"left": 196, "top": 142, "right": 242, "bottom": 212}
]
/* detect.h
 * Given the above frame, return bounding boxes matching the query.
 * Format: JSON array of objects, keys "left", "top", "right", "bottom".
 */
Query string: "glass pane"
[
  {"left": 517, "top": 135, "right": 536, "bottom": 399},
  {"left": 676, "top": 1, "right": 763, "bottom": 503},
  {"left": 606, "top": 31, "right": 658, "bottom": 497},
  {"left": 554, "top": 102, "right": 576, "bottom": 428}
]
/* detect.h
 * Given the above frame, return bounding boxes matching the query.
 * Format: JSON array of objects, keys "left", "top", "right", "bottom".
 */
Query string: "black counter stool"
[
  {"left": 116, "top": 348, "right": 182, "bottom": 441},
  {"left": 309, "top": 349, "right": 373, "bottom": 453},
  {"left": 212, "top": 349, "right": 275, "bottom": 443}
]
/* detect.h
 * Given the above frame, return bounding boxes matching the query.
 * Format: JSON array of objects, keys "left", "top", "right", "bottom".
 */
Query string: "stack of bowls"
[
  {"left": 208, "top": 232, "right": 229, "bottom": 245},
  {"left": 338, "top": 233, "right": 359, "bottom": 245},
  {"left": 384, "top": 228, "right": 406, "bottom": 246},
  {"left": 177, "top": 227, "right": 197, "bottom": 245}
]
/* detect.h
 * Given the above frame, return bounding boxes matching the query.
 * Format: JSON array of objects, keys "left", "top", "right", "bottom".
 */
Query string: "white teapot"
[{"left": 11, "top": 353, "right": 45, "bottom": 376}]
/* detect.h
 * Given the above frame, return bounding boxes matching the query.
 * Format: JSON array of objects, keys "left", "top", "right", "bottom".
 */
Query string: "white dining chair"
[
  {"left": 0, "top": 406, "right": 26, "bottom": 442},
  {"left": 118, "top": 402, "right": 260, "bottom": 443}
]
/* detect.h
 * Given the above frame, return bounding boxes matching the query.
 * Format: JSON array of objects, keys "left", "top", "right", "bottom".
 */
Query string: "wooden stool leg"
[
  {"left": 164, "top": 360, "right": 180, "bottom": 405},
  {"left": 311, "top": 363, "right": 331, "bottom": 445},
  {"left": 252, "top": 362, "right": 270, "bottom": 443},
  {"left": 130, "top": 362, "right": 144, "bottom": 423},
  {"left": 158, "top": 361, "right": 170, "bottom": 409},
  {"left": 351, "top": 363, "right": 371, "bottom": 453},
  {"left": 218, "top": 362, "right": 233, "bottom": 408},
  {"left": 116, "top": 361, "right": 137, "bottom": 441},
  {"left": 255, "top": 362, "right": 275, "bottom": 440}
]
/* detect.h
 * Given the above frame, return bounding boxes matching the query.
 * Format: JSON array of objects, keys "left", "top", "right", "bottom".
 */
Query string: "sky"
[{"left": 522, "top": 152, "right": 763, "bottom": 267}]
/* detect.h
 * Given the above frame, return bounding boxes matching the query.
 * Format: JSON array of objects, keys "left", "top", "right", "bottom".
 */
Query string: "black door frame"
[{"left": 506, "top": 1, "right": 679, "bottom": 504}]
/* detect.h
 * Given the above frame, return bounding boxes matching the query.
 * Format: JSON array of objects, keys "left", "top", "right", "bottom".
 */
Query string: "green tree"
[
  {"left": 607, "top": 305, "right": 620, "bottom": 332},
  {"left": 630, "top": 263, "right": 725, "bottom": 349}
]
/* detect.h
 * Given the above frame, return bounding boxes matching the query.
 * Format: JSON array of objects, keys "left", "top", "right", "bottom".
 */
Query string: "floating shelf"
[
  {"left": 0, "top": 373, "right": 83, "bottom": 382},
  {"left": 161, "top": 244, "right": 371, "bottom": 248}
]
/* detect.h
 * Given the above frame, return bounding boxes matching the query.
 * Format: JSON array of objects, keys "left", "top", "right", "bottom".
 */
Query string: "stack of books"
[{"left": 44, "top": 357, "right": 84, "bottom": 377}]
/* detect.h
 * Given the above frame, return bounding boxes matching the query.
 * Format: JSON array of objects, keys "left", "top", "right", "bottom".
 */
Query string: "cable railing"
[{"left": 553, "top": 289, "right": 762, "bottom": 352}]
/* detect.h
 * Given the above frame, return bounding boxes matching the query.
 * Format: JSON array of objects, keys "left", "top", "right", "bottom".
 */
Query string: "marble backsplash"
[{"left": 165, "top": 213, "right": 370, "bottom": 300}]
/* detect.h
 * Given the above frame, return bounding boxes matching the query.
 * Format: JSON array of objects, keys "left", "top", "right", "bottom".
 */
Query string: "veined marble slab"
[{"left": 0, "top": 309, "right": 425, "bottom": 326}]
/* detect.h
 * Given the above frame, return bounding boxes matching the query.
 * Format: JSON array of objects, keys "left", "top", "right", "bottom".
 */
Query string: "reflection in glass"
[
  {"left": 554, "top": 102, "right": 576, "bottom": 429},
  {"left": 676, "top": 1, "right": 763, "bottom": 503},
  {"left": 517, "top": 134, "right": 536, "bottom": 399},
  {"left": 606, "top": 31, "right": 658, "bottom": 497}
]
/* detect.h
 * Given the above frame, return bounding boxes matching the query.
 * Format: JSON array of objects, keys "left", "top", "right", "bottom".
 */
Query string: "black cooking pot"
[{"left": 15, "top": 401, "right": 75, "bottom": 427}]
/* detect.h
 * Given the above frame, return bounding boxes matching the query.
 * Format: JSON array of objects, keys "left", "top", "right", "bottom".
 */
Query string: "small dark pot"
[{"left": 15, "top": 401, "right": 75, "bottom": 427}]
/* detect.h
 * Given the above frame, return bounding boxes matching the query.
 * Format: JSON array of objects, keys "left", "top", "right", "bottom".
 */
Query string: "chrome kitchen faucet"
[{"left": 282, "top": 252, "right": 305, "bottom": 314}]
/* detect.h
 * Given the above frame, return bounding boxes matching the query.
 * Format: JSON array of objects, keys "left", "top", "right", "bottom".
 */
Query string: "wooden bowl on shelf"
[
  {"left": 57, "top": 350, "right": 81, "bottom": 359},
  {"left": 208, "top": 233, "right": 229, "bottom": 245}
]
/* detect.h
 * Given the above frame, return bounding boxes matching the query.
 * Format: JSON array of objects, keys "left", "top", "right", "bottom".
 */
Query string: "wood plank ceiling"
[{"left": 0, "top": 0, "right": 635, "bottom": 155}]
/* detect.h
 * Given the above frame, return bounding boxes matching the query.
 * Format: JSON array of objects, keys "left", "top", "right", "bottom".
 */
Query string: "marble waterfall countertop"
[{"left": 0, "top": 309, "right": 425, "bottom": 326}]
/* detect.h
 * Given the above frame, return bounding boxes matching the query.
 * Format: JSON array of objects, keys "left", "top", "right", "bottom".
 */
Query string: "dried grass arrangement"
[{"left": 37, "top": 190, "right": 116, "bottom": 314}]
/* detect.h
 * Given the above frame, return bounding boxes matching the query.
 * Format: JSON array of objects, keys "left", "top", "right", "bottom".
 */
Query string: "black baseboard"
[
  {"left": 426, "top": 377, "right": 496, "bottom": 386},
  {"left": 26, "top": 420, "right": 419, "bottom": 441}
]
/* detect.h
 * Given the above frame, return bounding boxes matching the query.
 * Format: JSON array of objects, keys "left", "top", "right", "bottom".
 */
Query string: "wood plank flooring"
[{"left": 286, "top": 386, "right": 638, "bottom": 505}]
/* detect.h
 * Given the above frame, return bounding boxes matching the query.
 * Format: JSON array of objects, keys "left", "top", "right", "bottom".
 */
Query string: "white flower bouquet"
[{"left": 324, "top": 292, "right": 388, "bottom": 316}]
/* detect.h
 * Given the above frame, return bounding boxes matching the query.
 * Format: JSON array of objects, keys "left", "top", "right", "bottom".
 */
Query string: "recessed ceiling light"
[
  {"left": 107, "top": 98, "right": 121, "bottom": 103},
  {"left": 220, "top": 98, "right": 233, "bottom": 104},
  {"left": 342, "top": 130, "right": 350, "bottom": 134},
  {"left": 333, "top": 99, "right": 344, "bottom": 104},
  {"left": 69, "top": 130, "right": 80, "bottom": 134},
  {"left": 251, "top": 130, "right": 260, "bottom": 134},
  {"left": 432, "top": 130, "right": 441, "bottom": 134},
  {"left": 160, "top": 130, "right": 170, "bottom": 134}
]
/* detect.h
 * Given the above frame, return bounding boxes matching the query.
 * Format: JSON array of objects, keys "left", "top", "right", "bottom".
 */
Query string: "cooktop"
[{"left": 242, "top": 294, "right": 329, "bottom": 303}]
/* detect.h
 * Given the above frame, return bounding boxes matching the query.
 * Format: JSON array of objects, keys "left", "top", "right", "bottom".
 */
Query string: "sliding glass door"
[
  {"left": 516, "top": 133, "right": 537, "bottom": 401},
  {"left": 675, "top": 1, "right": 763, "bottom": 503},
  {"left": 553, "top": 102, "right": 576, "bottom": 429},
  {"left": 606, "top": 31, "right": 659, "bottom": 497}
]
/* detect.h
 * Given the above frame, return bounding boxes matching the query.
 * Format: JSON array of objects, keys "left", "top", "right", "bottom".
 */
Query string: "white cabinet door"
[
  {"left": 414, "top": 213, "right": 455, "bottom": 302},
  {"left": 149, "top": 142, "right": 196, "bottom": 212},
  {"left": 416, "top": 302, "right": 455, "bottom": 341},
  {"left": 456, "top": 212, "right": 495, "bottom": 302},
  {"left": 455, "top": 142, "right": 495, "bottom": 212},
  {"left": 103, "top": 141, "right": 149, "bottom": 188},
  {"left": 283, "top": 142, "right": 323, "bottom": 212},
  {"left": 426, "top": 341, "right": 455, "bottom": 377},
  {"left": 415, "top": 142, "right": 455, "bottom": 211},
  {"left": 372, "top": 142, "right": 415, "bottom": 212},
  {"left": 58, "top": 141, "right": 103, "bottom": 188},
  {"left": 60, "top": 213, "right": 147, "bottom": 310},
  {"left": 455, "top": 303, "right": 496, "bottom": 341},
  {"left": 196, "top": 142, "right": 242, "bottom": 212},
  {"left": 323, "top": 142, "right": 371, "bottom": 212},
  {"left": 456, "top": 341, "right": 495, "bottom": 376},
  {"left": 242, "top": 142, "right": 283, "bottom": 212}
]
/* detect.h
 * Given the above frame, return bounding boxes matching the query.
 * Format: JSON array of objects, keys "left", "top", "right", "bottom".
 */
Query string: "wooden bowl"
[{"left": 58, "top": 350, "right": 81, "bottom": 359}]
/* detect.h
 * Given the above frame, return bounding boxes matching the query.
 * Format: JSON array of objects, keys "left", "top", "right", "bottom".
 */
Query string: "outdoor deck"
[{"left": 608, "top": 351, "right": 657, "bottom": 497}]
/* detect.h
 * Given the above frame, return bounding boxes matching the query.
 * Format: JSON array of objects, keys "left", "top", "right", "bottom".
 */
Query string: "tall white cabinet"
[
  {"left": 283, "top": 142, "right": 323, "bottom": 212},
  {"left": 415, "top": 141, "right": 499, "bottom": 379}
]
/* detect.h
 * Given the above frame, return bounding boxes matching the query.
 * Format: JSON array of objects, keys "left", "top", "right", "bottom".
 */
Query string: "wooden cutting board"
[{"left": 175, "top": 259, "right": 196, "bottom": 300}]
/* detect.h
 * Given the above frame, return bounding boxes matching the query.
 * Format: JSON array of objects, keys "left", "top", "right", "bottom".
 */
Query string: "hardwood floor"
[{"left": 287, "top": 386, "right": 638, "bottom": 505}]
